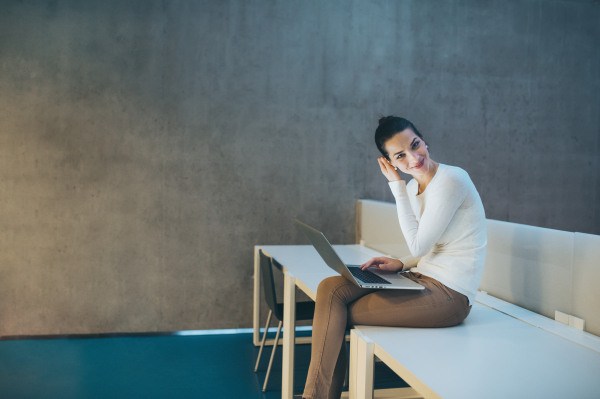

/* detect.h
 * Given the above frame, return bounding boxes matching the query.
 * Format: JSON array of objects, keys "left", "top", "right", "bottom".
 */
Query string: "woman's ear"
[{"left": 386, "top": 157, "right": 398, "bottom": 170}]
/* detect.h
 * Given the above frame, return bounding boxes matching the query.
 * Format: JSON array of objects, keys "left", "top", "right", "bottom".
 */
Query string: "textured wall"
[{"left": 0, "top": 0, "right": 598, "bottom": 335}]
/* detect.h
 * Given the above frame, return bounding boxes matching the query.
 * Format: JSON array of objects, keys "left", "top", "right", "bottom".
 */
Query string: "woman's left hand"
[
  {"left": 360, "top": 256, "right": 404, "bottom": 272},
  {"left": 378, "top": 157, "right": 402, "bottom": 182}
]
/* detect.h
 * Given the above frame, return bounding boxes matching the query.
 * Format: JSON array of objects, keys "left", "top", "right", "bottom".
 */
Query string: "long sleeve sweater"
[{"left": 388, "top": 163, "right": 487, "bottom": 305}]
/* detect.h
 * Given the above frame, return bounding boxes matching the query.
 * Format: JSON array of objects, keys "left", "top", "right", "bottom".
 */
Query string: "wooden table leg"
[
  {"left": 350, "top": 329, "right": 374, "bottom": 399},
  {"left": 282, "top": 271, "right": 296, "bottom": 399},
  {"left": 350, "top": 329, "right": 359, "bottom": 399}
]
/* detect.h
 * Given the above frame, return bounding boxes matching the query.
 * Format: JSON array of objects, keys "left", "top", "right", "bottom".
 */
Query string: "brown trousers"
[{"left": 302, "top": 272, "right": 471, "bottom": 399}]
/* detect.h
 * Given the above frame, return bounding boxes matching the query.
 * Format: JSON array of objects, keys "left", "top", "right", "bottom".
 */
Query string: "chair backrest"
[{"left": 259, "top": 249, "right": 282, "bottom": 320}]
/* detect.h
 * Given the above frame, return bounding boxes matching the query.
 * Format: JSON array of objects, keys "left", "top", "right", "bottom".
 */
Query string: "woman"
[{"left": 302, "top": 116, "right": 487, "bottom": 399}]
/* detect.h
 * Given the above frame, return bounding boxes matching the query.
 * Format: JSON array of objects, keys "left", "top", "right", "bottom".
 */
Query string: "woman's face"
[{"left": 383, "top": 128, "right": 431, "bottom": 176}]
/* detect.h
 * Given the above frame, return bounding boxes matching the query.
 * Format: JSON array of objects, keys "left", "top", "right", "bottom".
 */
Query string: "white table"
[{"left": 254, "top": 244, "right": 384, "bottom": 399}]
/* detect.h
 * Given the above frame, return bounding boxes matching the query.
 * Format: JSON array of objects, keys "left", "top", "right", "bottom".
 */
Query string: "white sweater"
[{"left": 388, "top": 163, "right": 487, "bottom": 305}]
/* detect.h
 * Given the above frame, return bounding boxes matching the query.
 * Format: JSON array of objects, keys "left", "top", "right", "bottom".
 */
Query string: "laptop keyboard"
[{"left": 347, "top": 267, "right": 392, "bottom": 285}]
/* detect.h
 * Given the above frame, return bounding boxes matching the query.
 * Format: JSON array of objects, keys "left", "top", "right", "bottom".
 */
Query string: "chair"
[{"left": 254, "top": 249, "right": 315, "bottom": 392}]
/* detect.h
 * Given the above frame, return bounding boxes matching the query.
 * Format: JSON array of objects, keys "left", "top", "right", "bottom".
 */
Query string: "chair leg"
[
  {"left": 262, "top": 320, "right": 282, "bottom": 392},
  {"left": 254, "top": 310, "right": 273, "bottom": 372}
]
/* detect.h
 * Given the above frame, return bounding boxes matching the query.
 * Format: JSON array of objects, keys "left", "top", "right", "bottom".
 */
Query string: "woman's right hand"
[{"left": 359, "top": 256, "right": 404, "bottom": 272}]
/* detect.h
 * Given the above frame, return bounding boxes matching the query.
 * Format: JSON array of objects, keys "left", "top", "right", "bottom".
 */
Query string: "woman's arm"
[{"left": 389, "top": 172, "right": 467, "bottom": 258}]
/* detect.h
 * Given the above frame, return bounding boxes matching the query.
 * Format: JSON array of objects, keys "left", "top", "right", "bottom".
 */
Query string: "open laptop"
[{"left": 295, "top": 219, "right": 424, "bottom": 290}]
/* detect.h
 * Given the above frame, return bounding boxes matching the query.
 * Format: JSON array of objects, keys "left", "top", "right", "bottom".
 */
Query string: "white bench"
[{"left": 348, "top": 199, "right": 600, "bottom": 399}]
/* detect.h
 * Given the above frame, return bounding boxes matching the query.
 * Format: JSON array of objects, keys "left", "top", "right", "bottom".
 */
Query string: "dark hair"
[{"left": 374, "top": 116, "right": 425, "bottom": 160}]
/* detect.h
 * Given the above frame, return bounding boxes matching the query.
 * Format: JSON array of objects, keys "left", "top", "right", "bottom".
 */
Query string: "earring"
[
  {"left": 426, "top": 145, "right": 429, "bottom": 148},
  {"left": 394, "top": 167, "right": 398, "bottom": 170}
]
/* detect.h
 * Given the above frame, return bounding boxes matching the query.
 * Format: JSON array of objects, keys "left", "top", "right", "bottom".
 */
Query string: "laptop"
[{"left": 295, "top": 219, "right": 425, "bottom": 290}]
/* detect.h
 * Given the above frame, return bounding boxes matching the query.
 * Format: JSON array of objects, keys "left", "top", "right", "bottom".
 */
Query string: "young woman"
[{"left": 302, "top": 116, "right": 487, "bottom": 399}]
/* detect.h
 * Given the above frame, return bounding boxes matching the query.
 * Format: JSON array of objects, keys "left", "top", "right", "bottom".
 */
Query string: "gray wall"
[{"left": 0, "top": 0, "right": 598, "bottom": 335}]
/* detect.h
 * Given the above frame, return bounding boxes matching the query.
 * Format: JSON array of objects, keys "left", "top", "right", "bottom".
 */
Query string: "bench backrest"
[{"left": 356, "top": 199, "right": 600, "bottom": 337}]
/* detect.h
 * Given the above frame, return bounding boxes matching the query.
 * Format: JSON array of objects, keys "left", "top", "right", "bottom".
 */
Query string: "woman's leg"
[{"left": 302, "top": 276, "right": 377, "bottom": 399}]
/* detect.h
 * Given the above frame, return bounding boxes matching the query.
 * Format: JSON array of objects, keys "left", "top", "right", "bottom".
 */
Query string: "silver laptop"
[{"left": 295, "top": 219, "right": 424, "bottom": 290}]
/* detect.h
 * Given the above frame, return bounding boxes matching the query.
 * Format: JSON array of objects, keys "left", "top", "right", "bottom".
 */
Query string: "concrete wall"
[{"left": 0, "top": 0, "right": 598, "bottom": 335}]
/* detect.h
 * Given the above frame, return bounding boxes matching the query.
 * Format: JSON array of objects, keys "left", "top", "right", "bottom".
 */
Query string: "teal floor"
[{"left": 0, "top": 330, "right": 406, "bottom": 398}]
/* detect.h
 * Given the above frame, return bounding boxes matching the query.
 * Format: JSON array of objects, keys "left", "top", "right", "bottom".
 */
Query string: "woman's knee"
[
  {"left": 316, "top": 275, "right": 366, "bottom": 305},
  {"left": 317, "top": 276, "right": 348, "bottom": 297},
  {"left": 316, "top": 276, "right": 354, "bottom": 301}
]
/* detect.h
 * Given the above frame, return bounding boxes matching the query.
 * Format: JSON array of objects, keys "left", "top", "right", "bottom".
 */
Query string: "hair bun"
[{"left": 378, "top": 115, "right": 395, "bottom": 126}]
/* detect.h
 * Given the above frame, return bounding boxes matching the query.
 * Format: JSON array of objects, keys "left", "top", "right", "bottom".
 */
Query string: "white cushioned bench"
[{"left": 348, "top": 199, "right": 600, "bottom": 399}]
